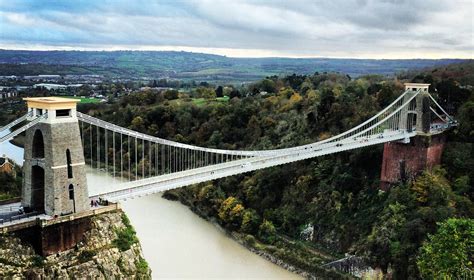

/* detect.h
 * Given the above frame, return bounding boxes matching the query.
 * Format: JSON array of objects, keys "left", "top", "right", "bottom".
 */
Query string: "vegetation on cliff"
[
  {"left": 417, "top": 217, "right": 474, "bottom": 279},
  {"left": 0, "top": 211, "right": 151, "bottom": 279}
]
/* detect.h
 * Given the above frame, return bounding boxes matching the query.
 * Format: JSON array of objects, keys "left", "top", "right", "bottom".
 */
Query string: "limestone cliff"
[{"left": 0, "top": 210, "right": 151, "bottom": 279}]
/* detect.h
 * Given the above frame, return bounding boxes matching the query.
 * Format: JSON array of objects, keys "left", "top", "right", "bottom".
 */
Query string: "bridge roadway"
[{"left": 93, "top": 130, "right": 416, "bottom": 201}]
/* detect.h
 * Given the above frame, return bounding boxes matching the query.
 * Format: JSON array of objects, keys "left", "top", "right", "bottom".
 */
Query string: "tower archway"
[
  {"left": 32, "top": 129, "right": 45, "bottom": 158},
  {"left": 406, "top": 112, "right": 417, "bottom": 132},
  {"left": 31, "top": 165, "right": 45, "bottom": 212}
]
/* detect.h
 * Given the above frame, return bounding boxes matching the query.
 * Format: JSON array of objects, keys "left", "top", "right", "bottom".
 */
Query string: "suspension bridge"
[{"left": 0, "top": 83, "right": 455, "bottom": 225}]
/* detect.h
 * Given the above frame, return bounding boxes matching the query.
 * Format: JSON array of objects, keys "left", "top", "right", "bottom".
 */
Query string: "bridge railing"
[
  {"left": 0, "top": 111, "right": 32, "bottom": 133},
  {"left": 0, "top": 113, "right": 48, "bottom": 145}
]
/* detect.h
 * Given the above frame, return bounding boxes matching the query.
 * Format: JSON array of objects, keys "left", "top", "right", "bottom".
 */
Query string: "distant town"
[{"left": 0, "top": 73, "right": 183, "bottom": 104}]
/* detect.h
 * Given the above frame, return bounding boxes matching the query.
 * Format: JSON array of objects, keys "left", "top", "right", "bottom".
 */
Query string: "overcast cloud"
[{"left": 0, "top": 0, "right": 472, "bottom": 58}]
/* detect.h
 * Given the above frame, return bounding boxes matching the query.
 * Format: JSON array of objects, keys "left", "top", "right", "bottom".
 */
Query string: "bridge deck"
[{"left": 0, "top": 203, "right": 120, "bottom": 232}]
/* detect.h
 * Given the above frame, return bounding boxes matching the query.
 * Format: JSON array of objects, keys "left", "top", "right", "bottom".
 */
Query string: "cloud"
[{"left": 0, "top": 0, "right": 472, "bottom": 58}]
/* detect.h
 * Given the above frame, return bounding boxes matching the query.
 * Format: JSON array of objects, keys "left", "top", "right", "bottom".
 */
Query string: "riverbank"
[
  {"left": 163, "top": 190, "right": 353, "bottom": 279},
  {"left": 0, "top": 210, "right": 151, "bottom": 279}
]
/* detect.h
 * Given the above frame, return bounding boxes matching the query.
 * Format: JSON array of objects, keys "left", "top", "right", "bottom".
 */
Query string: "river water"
[{"left": 0, "top": 132, "right": 299, "bottom": 279}]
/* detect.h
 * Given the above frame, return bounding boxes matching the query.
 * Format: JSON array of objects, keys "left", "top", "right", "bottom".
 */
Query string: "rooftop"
[
  {"left": 404, "top": 83, "right": 430, "bottom": 86},
  {"left": 23, "top": 97, "right": 80, "bottom": 110},
  {"left": 0, "top": 157, "right": 11, "bottom": 166},
  {"left": 23, "top": 97, "right": 80, "bottom": 104}
]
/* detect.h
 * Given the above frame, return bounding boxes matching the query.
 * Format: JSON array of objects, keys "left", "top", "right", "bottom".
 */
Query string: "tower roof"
[
  {"left": 404, "top": 83, "right": 430, "bottom": 88},
  {"left": 23, "top": 97, "right": 79, "bottom": 110}
]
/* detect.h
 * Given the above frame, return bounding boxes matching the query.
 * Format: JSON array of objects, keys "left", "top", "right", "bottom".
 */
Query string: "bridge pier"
[
  {"left": 3, "top": 203, "right": 120, "bottom": 256},
  {"left": 15, "top": 216, "right": 92, "bottom": 256},
  {"left": 380, "top": 133, "right": 446, "bottom": 189}
]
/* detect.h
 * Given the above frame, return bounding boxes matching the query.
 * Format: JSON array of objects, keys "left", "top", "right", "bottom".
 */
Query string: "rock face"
[{"left": 0, "top": 210, "right": 151, "bottom": 279}]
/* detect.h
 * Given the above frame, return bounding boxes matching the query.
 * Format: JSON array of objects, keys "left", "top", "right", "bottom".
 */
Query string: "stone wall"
[
  {"left": 380, "top": 134, "right": 446, "bottom": 188},
  {"left": 23, "top": 121, "right": 89, "bottom": 216},
  {"left": 0, "top": 210, "right": 151, "bottom": 279}
]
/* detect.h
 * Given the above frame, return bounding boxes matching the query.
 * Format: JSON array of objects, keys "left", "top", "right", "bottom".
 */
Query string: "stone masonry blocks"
[{"left": 23, "top": 121, "right": 89, "bottom": 216}]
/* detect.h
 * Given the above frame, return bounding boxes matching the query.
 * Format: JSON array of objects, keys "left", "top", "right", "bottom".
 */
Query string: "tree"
[
  {"left": 215, "top": 86, "right": 224, "bottom": 97},
  {"left": 164, "top": 89, "right": 179, "bottom": 100},
  {"left": 376, "top": 84, "right": 397, "bottom": 107},
  {"left": 258, "top": 219, "right": 277, "bottom": 244},
  {"left": 130, "top": 116, "right": 145, "bottom": 131},
  {"left": 218, "top": 196, "right": 245, "bottom": 228},
  {"left": 364, "top": 203, "right": 407, "bottom": 273},
  {"left": 457, "top": 100, "right": 474, "bottom": 142},
  {"left": 247, "top": 115, "right": 261, "bottom": 140},
  {"left": 417, "top": 218, "right": 474, "bottom": 279},
  {"left": 241, "top": 209, "right": 260, "bottom": 234},
  {"left": 196, "top": 87, "right": 216, "bottom": 99},
  {"left": 229, "top": 89, "right": 241, "bottom": 99},
  {"left": 257, "top": 79, "right": 276, "bottom": 93}
]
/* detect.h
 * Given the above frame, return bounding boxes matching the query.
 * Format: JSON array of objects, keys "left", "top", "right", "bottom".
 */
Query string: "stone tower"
[
  {"left": 398, "top": 83, "right": 431, "bottom": 133},
  {"left": 380, "top": 83, "right": 444, "bottom": 189},
  {"left": 22, "top": 97, "right": 89, "bottom": 216}
]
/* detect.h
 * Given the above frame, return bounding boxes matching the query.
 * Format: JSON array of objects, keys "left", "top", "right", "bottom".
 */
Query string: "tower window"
[
  {"left": 69, "top": 184, "right": 75, "bottom": 199},
  {"left": 66, "top": 149, "right": 73, "bottom": 178},
  {"left": 56, "top": 109, "right": 71, "bottom": 117}
]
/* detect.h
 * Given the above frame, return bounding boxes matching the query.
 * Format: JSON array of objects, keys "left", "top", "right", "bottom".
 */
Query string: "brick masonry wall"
[{"left": 380, "top": 134, "right": 446, "bottom": 188}]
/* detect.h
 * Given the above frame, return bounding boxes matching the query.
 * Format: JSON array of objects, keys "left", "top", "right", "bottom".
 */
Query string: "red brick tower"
[{"left": 380, "top": 134, "right": 446, "bottom": 189}]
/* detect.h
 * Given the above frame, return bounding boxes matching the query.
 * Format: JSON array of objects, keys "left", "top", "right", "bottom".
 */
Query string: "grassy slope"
[{"left": 60, "top": 96, "right": 101, "bottom": 104}]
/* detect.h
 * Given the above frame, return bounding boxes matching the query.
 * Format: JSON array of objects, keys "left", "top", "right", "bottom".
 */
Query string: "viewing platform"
[{"left": 0, "top": 202, "right": 120, "bottom": 233}]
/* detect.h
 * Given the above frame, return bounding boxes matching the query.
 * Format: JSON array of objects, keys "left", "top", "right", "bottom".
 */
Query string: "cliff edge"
[{"left": 0, "top": 210, "right": 151, "bottom": 279}]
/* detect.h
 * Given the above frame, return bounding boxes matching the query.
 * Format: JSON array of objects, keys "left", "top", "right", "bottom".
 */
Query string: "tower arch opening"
[
  {"left": 31, "top": 165, "right": 45, "bottom": 213},
  {"left": 406, "top": 112, "right": 417, "bottom": 132},
  {"left": 32, "top": 129, "right": 45, "bottom": 158}
]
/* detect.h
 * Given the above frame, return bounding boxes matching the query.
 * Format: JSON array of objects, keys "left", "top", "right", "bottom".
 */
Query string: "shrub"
[
  {"left": 31, "top": 255, "right": 44, "bottom": 267},
  {"left": 243, "top": 234, "right": 256, "bottom": 247},
  {"left": 135, "top": 257, "right": 150, "bottom": 276},
  {"left": 113, "top": 213, "right": 138, "bottom": 251},
  {"left": 240, "top": 209, "right": 260, "bottom": 234},
  {"left": 78, "top": 250, "right": 96, "bottom": 262},
  {"left": 258, "top": 219, "right": 277, "bottom": 244}
]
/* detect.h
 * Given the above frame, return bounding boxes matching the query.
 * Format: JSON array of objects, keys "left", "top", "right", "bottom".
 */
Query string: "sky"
[{"left": 0, "top": 0, "right": 472, "bottom": 59}]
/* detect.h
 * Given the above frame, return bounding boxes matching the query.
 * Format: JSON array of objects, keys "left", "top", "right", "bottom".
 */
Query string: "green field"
[
  {"left": 170, "top": 96, "right": 230, "bottom": 107},
  {"left": 192, "top": 96, "right": 229, "bottom": 106},
  {"left": 61, "top": 96, "right": 101, "bottom": 104}
]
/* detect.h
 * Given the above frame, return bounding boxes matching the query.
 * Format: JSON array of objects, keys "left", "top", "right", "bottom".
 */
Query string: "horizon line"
[
  {"left": 0, "top": 48, "right": 470, "bottom": 61},
  {"left": 0, "top": 44, "right": 472, "bottom": 60}
]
